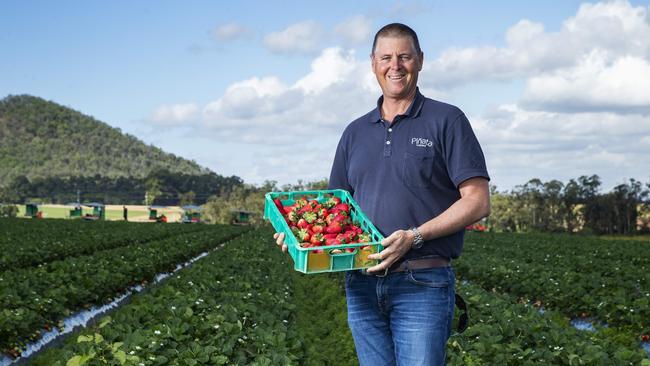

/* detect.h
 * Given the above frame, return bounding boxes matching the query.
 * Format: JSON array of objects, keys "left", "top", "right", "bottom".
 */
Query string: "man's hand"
[
  {"left": 273, "top": 232, "right": 288, "bottom": 253},
  {"left": 365, "top": 229, "right": 414, "bottom": 274}
]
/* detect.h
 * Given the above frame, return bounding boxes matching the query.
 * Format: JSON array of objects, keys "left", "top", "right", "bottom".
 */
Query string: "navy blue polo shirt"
[{"left": 328, "top": 89, "right": 489, "bottom": 262}]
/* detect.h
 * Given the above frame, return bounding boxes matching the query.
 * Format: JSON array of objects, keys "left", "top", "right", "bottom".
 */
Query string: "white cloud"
[
  {"left": 203, "top": 47, "right": 377, "bottom": 134},
  {"left": 213, "top": 22, "right": 250, "bottom": 41},
  {"left": 294, "top": 48, "right": 359, "bottom": 93},
  {"left": 263, "top": 21, "right": 323, "bottom": 54},
  {"left": 523, "top": 51, "right": 650, "bottom": 113},
  {"left": 157, "top": 1, "right": 650, "bottom": 189},
  {"left": 334, "top": 15, "right": 373, "bottom": 46},
  {"left": 421, "top": 0, "right": 650, "bottom": 91},
  {"left": 472, "top": 104, "right": 650, "bottom": 190},
  {"left": 150, "top": 103, "right": 198, "bottom": 126}
]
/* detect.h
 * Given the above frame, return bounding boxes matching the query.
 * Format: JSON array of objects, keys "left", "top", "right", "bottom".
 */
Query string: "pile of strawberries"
[{"left": 273, "top": 196, "right": 372, "bottom": 253}]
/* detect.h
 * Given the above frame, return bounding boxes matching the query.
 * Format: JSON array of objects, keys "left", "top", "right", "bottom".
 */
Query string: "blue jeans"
[{"left": 345, "top": 266, "right": 455, "bottom": 366}]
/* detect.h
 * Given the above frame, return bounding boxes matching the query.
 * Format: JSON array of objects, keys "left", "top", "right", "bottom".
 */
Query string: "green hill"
[{"left": 0, "top": 94, "right": 209, "bottom": 187}]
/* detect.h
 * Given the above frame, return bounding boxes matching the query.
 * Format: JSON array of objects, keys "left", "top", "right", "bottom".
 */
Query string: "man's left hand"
[{"left": 366, "top": 229, "right": 414, "bottom": 274}]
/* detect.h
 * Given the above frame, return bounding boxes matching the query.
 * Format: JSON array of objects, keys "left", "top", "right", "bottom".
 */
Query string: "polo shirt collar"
[{"left": 369, "top": 88, "right": 425, "bottom": 123}]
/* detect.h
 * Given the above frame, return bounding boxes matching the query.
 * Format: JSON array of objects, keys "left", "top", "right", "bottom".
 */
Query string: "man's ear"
[{"left": 418, "top": 52, "right": 424, "bottom": 71}]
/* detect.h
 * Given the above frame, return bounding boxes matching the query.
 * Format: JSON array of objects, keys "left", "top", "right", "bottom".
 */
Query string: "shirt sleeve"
[
  {"left": 328, "top": 133, "right": 354, "bottom": 194},
  {"left": 444, "top": 113, "right": 490, "bottom": 188}
]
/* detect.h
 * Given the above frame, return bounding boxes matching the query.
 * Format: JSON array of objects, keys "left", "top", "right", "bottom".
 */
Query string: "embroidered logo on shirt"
[{"left": 411, "top": 137, "right": 433, "bottom": 147}]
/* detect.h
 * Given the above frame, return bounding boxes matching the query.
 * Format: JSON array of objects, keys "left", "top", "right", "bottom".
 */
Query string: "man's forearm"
[{"left": 418, "top": 178, "right": 490, "bottom": 241}]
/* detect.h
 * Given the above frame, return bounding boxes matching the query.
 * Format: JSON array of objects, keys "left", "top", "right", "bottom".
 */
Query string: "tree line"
[
  {"left": 3, "top": 171, "right": 648, "bottom": 236},
  {"left": 489, "top": 175, "right": 650, "bottom": 235},
  {"left": 0, "top": 168, "right": 243, "bottom": 206}
]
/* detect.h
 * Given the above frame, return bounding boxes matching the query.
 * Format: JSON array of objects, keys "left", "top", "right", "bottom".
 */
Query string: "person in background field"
[
  {"left": 275, "top": 23, "right": 490, "bottom": 365},
  {"left": 123, "top": 205, "right": 128, "bottom": 221}
]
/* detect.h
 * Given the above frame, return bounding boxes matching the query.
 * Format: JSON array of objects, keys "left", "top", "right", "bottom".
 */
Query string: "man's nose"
[{"left": 389, "top": 56, "right": 400, "bottom": 69}]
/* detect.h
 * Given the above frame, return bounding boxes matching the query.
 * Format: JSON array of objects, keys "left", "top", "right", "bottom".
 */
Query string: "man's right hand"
[{"left": 273, "top": 232, "right": 288, "bottom": 253}]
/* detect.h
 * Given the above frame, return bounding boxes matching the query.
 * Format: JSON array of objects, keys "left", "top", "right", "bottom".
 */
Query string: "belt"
[{"left": 364, "top": 257, "right": 450, "bottom": 277}]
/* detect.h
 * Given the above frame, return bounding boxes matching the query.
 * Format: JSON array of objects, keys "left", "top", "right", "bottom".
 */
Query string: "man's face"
[{"left": 371, "top": 36, "right": 423, "bottom": 101}]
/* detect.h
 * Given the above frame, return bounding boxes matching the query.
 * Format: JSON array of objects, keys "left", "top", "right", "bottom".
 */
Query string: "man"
[{"left": 275, "top": 23, "right": 490, "bottom": 365}]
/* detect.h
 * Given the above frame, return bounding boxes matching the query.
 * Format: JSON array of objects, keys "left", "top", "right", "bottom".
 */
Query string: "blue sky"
[{"left": 2, "top": 0, "right": 650, "bottom": 191}]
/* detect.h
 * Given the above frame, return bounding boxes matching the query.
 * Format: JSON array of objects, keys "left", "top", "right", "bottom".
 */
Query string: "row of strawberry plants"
[
  {"left": 448, "top": 281, "right": 649, "bottom": 365},
  {"left": 25, "top": 227, "right": 649, "bottom": 365},
  {"left": 0, "top": 224, "right": 248, "bottom": 357},
  {"left": 29, "top": 227, "right": 304, "bottom": 365},
  {"left": 0, "top": 218, "right": 211, "bottom": 271},
  {"left": 288, "top": 267, "right": 648, "bottom": 365},
  {"left": 290, "top": 271, "right": 356, "bottom": 366},
  {"left": 455, "top": 232, "right": 650, "bottom": 335}
]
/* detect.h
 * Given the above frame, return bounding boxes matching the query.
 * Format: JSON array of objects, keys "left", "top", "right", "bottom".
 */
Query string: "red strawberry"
[
  {"left": 295, "top": 198, "right": 308, "bottom": 208},
  {"left": 642, "top": 334, "right": 649, "bottom": 342},
  {"left": 325, "top": 221, "right": 342, "bottom": 234},
  {"left": 297, "top": 218, "right": 310, "bottom": 229},
  {"left": 287, "top": 209, "right": 300, "bottom": 223},
  {"left": 332, "top": 203, "right": 350, "bottom": 213},
  {"left": 325, "top": 237, "right": 338, "bottom": 246},
  {"left": 310, "top": 233, "right": 325, "bottom": 246},
  {"left": 324, "top": 196, "right": 342, "bottom": 208},
  {"left": 312, "top": 223, "right": 325, "bottom": 234},
  {"left": 274, "top": 198, "right": 284, "bottom": 211},
  {"left": 296, "top": 228, "right": 311, "bottom": 242},
  {"left": 303, "top": 211, "right": 317, "bottom": 224},
  {"left": 358, "top": 233, "right": 371, "bottom": 242},
  {"left": 317, "top": 207, "right": 329, "bottom": 218}
]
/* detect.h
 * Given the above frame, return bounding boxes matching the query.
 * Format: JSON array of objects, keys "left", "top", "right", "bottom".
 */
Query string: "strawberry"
[
  {"left": 295, "top": 198, "right": 308, "bottom": 209},
  {"left": 642, "top": 334, "right": 649, "bottom": 342},
  {"left": 335, "top": 233, "right": 348, "bottom": 244},
  {"left": 332, "top": 203, "right": 350, "bottom": 213},
  {"left": 303, "top": 211, "right": 317, "bottom": 224},
  {"left": 324, "top": 196, "right": 342, "bottom": 209},
  {"left": 325, "top": 237, "right": 338, "bottom": 246},
  {"left": 342, "top": 230, "right": 357, "bottom": 241},
  {"left": 349, "top": 224, "right": 363, "bottom": 234},
  {"left": 273, "top": 198, "right": 284, "bottom": 211},
  {"left": 287, "top": 209, "right": 301, "bottom": 223},
  {"left": 297, "top": 218, "right": 310, "bottom": 229},
  {"left": 325, "top": 221, "right": 343, "bottom": 234},
  {"left": 317, "top": 207, "right": 329, "bottom": 218},
  {"left": 296, "top": 228, "right": 311, "bottom": 242},
  {"left": 310, "top": 233, "right": 325, "bottom": 246},
  {"left": 283, "top": 206, "right": 295, "bottom": 215},
  {"left": 358, "top": 233, "right": 371, "bottom": 242},
  {"left": 325, "top": 213, "right": 337, "bottom": 225},
  {"left": 312, "top": 223, "right": 325, "bottom": 234}
]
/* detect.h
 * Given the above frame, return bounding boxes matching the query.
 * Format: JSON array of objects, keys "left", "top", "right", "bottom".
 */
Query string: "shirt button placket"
[{"left": 384, "top": 127, "right": 392, "bottom": 157}]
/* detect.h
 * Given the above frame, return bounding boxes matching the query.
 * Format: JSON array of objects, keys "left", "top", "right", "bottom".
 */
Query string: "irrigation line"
[{"left": 1, "top": 232, "right": 245, "bottom": 366}]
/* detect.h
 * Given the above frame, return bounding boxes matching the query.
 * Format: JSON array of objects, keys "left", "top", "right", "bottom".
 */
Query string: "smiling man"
[
  {"left": 275, "top": 23, "right": 490, "bottom": 365},
  {"left": 330, "top": 23, "right": 490, "bottom": 365}
]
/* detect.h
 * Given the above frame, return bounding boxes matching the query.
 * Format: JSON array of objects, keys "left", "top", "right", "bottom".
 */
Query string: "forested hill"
[{"left": 0, "top": 94, "right": 208, "bottom": 187}]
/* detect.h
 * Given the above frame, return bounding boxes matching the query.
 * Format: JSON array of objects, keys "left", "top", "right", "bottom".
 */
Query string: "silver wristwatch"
[{"left": 409, "top": 227, "right": 424, "bottom": 249}]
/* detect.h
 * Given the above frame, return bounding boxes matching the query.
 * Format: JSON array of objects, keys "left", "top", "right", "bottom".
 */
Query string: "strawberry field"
[{"left": 1, "top": 218, "right": 649, "bottom": 365}]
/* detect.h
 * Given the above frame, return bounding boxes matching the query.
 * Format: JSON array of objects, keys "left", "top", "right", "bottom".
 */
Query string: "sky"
[{"left": 2, "top": 0, "right": 650, "bottom": 192}]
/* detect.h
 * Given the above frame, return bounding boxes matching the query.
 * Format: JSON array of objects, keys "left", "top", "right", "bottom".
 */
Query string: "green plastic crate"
[{"left": 264, "top": 189, "right": 384, "bottom": 274}]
